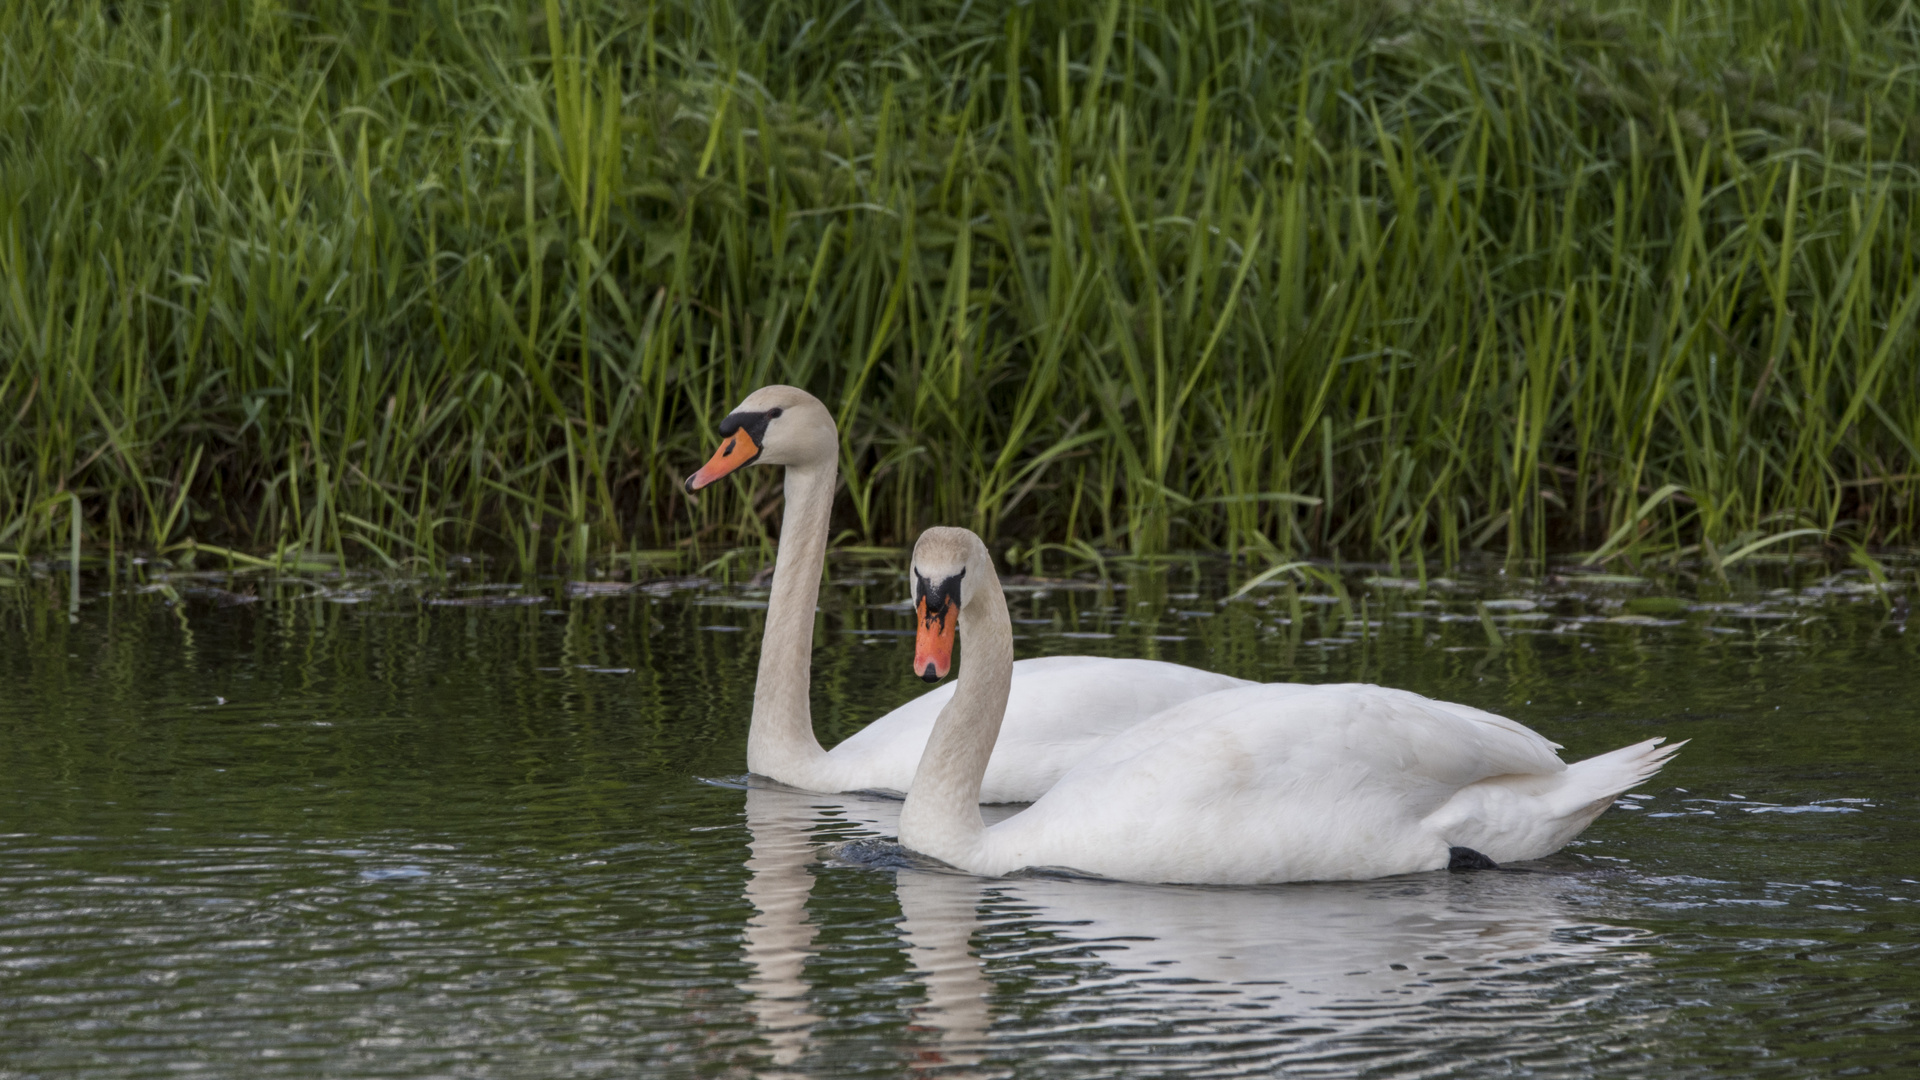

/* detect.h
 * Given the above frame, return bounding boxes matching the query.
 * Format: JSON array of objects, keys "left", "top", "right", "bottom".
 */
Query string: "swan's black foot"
[{"left": 1448, "top": 846, "right": 1499, "bottom": 871}]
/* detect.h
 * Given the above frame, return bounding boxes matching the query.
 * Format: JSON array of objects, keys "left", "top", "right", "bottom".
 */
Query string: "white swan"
[
  {"left": 897, "top": 526, "right": 1684, "bottom": 884},
  {"left": 684, "top": 385, "right": 1249, "bottom": 802}
]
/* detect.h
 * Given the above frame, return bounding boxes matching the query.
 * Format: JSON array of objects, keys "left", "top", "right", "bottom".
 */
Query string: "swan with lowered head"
[
  {"left": 683, "top": 385, "right": 1249, "bottom": 802},
  {"left": 897, "top": 526, "right": 1683, "bottom": 884}
]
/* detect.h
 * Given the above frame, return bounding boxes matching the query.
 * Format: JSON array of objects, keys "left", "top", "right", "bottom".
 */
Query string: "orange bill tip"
[
  {"left": 913, "top": 596, "right": 956, "bottom": 682},
  {"left": 684, "top": 428, "right": 761, "bottom": 492}
]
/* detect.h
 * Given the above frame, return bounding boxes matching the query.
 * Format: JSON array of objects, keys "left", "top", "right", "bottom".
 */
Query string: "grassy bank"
[{"left": 3, "top": 0, "right": 1918, "bottom": 573}]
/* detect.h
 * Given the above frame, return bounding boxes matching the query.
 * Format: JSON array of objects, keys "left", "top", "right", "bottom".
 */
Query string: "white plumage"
[
  {"left": 897, "top": 527, "right": 1683, "bottom": 884},
  {"left": 687, "top": 386, "right": 1247, "bottom": 803},
  {"left": 825, "top": 655, "right": 1250, "bottom": 802}
]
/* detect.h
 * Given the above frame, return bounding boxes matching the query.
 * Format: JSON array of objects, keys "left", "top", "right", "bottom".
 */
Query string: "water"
[{"left": 1, "top": 557, "right": 1916, "bottom": 1077}]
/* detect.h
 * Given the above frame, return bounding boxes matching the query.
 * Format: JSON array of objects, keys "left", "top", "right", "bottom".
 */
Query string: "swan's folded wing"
[
  {"left": 1061, "top": 682, "right": 1324, "bottom": 774},
  {"left": 1346, "top": 686, "right": 1566, "bottom": 781},
  {"left": 1414, "top": 694, "right": 1565, "bottom": 752},
  {"left": 1050, "top": 683, "right": 1564, "bottom": 798}
]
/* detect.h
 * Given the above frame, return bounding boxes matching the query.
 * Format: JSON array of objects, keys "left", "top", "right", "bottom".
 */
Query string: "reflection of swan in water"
[
  {"left": 738, "top": 785, "right": 829, "bottom": 1070},
  {"left": 894, "top": 869, "right": 994, "bottom": 1075},
  {"left": 738, "top": 783, "right": 1014, "bottom": 1073},
  {"left": 895, "top": 865, "right": 1650, "bottom": 1072},
  {"left": 738, "top": 784, "right": 1650, "bottom": 1073}
]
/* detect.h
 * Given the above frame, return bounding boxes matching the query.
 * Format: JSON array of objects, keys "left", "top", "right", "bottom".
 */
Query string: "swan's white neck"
[
  {"left": 745, "top": 461, "right": 837, "bottom": 781},
  {"left": 897, "top": 560, "right": 1014, "bottom": 865}
]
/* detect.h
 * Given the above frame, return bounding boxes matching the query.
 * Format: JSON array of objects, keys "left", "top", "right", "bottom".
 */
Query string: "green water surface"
[{"left": 0, "top": 558, "right": 1915, "bottom": 1077}]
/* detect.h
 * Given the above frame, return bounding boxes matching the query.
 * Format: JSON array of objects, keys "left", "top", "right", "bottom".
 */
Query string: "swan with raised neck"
[
  {"left": 684, "top": 387, "right": 1251, "bottom": 801},
  {"left": 685, "top": 386, "right": 843, "bottom": 786}
]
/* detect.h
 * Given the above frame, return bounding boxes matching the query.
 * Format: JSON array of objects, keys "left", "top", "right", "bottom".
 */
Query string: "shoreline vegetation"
[{"left": 3, "top": 0, "right": 1918, "bottom": 577}]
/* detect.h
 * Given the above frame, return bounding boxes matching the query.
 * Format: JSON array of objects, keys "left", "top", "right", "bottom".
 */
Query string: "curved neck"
[
  {"left": 897, "top": 558, "right": 1013, "bottom": 863},
  {"left": 745, "top": 460, "right": 837, "bottom": 779}
]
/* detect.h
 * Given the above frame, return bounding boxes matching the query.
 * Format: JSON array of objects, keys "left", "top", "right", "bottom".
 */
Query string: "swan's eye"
[{"left": 767, "top": 407, "right": 783, "bottom": 419}]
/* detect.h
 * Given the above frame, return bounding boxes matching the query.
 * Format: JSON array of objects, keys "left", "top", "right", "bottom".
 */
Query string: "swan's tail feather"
[
  {"left": 1430, "top": 737, "right": 1686, "bottom": 864},
  {"left": 1568, "top": 736, "right": 1686, "bottom": 799},
  {"left": 1554, "top": 736, "right": 1687, "bottom": 844}
]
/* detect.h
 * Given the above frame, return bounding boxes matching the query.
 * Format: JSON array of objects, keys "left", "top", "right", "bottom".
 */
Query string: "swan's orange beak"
[
  {"left": 684, "top": 428, "right": 761, "bottom": 492},
  {"left": 913, "top": 596, "right": 957, "bottom": 682}
]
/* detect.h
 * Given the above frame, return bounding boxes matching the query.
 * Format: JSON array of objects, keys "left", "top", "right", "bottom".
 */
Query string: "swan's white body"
[
  {"left": 898, "top": 527, "right": 1682, "bottom": 885},
  {"left": 688, "top": 387, "right": 1249, "bottom": 803},
  {"left": 815, "top": 655, "right": 1248, "bottom": 802}
]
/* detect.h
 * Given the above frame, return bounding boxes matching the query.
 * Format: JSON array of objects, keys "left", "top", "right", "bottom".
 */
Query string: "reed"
[{"left": 3, "top": 0, "right": 1917, "bottom": 572}]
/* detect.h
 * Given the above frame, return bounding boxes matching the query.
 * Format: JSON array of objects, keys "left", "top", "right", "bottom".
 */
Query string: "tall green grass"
[{"left": 3, "top": 0, "right": 1917, "bottom": 572}]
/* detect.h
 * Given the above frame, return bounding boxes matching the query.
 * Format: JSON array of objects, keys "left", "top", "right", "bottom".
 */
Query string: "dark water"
[{"left": 1, "top": 555, "right": 1916, "bottom": 1077}]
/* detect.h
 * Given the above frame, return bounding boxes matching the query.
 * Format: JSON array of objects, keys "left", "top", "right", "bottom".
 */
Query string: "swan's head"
[
  {"left": 684, "top": 385, "right": 836, "bottom": 492},
  {"left": 908, "top": 526, "right": 987, "bottom": 683}
]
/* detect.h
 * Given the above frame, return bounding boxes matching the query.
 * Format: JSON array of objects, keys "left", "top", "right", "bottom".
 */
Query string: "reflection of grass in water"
[{"left": 3, "top": 0, "right": 1918, "bottom": 570}]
